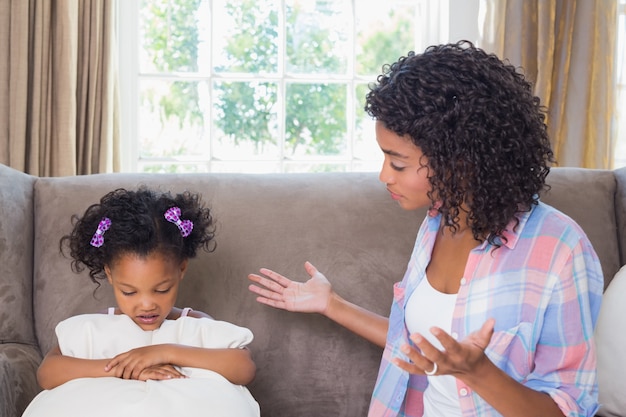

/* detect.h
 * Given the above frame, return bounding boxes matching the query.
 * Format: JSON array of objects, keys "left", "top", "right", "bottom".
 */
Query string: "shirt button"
[
  {"left": 460, "top": 278, "right": 467, "bottom": 285},
  {"left": 459, "top": 388, "right": 469, "bottom": 397}
]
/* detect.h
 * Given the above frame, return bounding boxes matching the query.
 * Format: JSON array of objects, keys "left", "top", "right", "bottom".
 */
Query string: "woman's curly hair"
[
  {"left": 60, "top": 187, "right": 216, "bottom": 286},
  {"left": 365, "top": 41, "right": 555, "bottom": 244}
]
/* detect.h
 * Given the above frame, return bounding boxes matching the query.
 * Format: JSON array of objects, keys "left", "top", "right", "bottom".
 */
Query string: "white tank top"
[
  {"left": 107, "top": 307, "right": 193, "bottom": 317},
  {"left": 405, "top": 277, "right": 462, "bottom": 417}
]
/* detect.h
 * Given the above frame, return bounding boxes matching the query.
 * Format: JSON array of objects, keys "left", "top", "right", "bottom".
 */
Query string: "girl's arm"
[
  {"left": 105, "top": 344, "right": 256, "bottom": 385},
  {"left": 37, "top": 344, "right": 110, "bottom": 389},
  {"left": 38, "top": 343, "right": 186, "bottom": 390},
  {"left": 248, "top": 261, "right": 389, "bottom": 348},
  {"left": 39, "top": 342, "right": 252, "bottom": 389}
]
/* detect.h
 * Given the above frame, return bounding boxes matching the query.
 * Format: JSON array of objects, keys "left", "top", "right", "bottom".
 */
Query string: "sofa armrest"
[{"left": 0, "top": 343, "right": 42, "bottom": 417}]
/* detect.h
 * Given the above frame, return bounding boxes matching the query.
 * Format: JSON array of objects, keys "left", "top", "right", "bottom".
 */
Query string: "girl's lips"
[{"left": 136, "top": 314, "right": 160, "bottom": 325}]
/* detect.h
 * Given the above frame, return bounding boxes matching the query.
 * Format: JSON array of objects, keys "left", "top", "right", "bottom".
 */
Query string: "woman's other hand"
[{"left": 393, "top": 318, "right": 495, "bottom": 378}]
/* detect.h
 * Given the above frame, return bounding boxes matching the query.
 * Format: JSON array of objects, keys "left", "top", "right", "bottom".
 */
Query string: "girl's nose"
[{"left": 139, "top": 297, "right": 157, "bottom": 310}]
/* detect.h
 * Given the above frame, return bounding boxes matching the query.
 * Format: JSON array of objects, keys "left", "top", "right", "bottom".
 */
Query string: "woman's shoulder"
[{"left": 525, "top": 201, "right": 589, "bottom": 238}]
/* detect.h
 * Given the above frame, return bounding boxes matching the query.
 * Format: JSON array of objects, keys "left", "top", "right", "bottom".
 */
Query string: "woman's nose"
[{"left": 379, "top": 162, "right": 394, "bottom": 185}]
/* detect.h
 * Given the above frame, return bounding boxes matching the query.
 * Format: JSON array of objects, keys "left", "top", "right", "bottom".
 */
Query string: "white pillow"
[
  {"left": 595, "top": 265, "right": 626, "bottom": 417},
  {"left": 22, "top": 315, "right": 259, "bottom": 417}
]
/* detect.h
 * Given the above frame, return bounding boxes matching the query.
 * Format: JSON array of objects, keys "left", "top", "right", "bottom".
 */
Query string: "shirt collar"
[{"left": 428, "top": 204, "right": 536, "bottom": 251}]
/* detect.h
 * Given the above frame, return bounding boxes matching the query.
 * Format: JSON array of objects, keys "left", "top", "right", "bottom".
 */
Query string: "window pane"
[
  {"left": 211, "top": 160, "right": 281, "bottom": 173},
  {"left": 138, "top": 162, "right": 210, "bottom": 173},
  {"left": 285, "top": 82, "right": 347, "bottom": 156},
  {"left": 355, "top": 3, "right": 416, "bottom": 75},
  {"left": 125, "top": 0, "right": 451, "bottom": 173},
  {"left": 212, "top": 81, "right": 280, "bottom": 159},
  {"left": 139, "top": 0, "right": 204, "bottom": 74},
  {"left": 354, "top": 83, "right": 381, "bottom": 165},
  {"left": 286, "top": 0, "right": 351, "bottom": 74},
  {"left": 283, "top": 161, "right": 349, "bottom": 173},
  {"left": 213, "top": 0, "right": 279, "bottom": 73},
  {"left": 139, "top": 79, "right": 209, "bottom": 158}
]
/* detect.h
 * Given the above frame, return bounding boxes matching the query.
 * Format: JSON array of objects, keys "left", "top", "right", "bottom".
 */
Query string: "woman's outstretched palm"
[{"left": 248, "top": 262, "right": 332, "bottom": 314}]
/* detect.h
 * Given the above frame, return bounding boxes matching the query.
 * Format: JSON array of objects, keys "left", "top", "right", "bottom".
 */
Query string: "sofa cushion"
[{"left": 595, "top": 265, "right": 626, "bottom": 417}]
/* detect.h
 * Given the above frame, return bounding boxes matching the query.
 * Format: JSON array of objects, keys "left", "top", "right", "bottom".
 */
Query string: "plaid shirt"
[{"left": 368, "top": 202, "right": 603, "bottom": 417}]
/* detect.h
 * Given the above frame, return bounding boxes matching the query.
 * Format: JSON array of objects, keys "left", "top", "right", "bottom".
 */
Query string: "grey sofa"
[{"left": 1, "top": 162, "right": 625, "bottom": 417}]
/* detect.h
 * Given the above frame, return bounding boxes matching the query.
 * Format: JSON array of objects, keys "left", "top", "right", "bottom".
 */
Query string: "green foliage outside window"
[{"left": 139, "top": 0, "right": 414, "bottom": 170}]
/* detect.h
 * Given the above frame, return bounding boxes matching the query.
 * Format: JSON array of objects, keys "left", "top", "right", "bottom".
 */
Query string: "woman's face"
[
  {"left": 376, "top": 121, "right": 433, "bottom": 211},
  {"left": 105, "top": 252, "right": 187, "bottom": 330}
]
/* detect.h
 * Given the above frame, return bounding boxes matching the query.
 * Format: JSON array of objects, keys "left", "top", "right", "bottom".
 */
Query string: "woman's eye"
[{"left": 390, "top": 162, "right": 405, "bottom": 171}]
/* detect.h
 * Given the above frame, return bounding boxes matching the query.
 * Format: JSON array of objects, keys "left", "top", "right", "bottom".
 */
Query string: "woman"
[{"left": 248, "top": 41, "right": 603, "bottom": 417}]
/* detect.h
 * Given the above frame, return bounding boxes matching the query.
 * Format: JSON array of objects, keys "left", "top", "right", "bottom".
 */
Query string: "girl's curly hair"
[
  {"left": 60, "top": 187, "right": 216, "bottom": 286},
  {"left": 365, "top": 41, "right": 555, "bottom": 244}
]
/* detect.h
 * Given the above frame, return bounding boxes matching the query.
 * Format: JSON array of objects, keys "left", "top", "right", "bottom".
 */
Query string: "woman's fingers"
[{"left": 392, "top": 341, "right": 437, "bottom": 376}]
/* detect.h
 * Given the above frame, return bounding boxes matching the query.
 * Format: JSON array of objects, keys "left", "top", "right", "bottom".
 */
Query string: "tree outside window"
[{"left": 135, "top": 0, "right": 432, "bottom": 173}]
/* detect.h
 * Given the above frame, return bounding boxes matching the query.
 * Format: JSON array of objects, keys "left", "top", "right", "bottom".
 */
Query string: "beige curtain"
[
  {"left": 0, "top": 0, "right": 119, "bottom": 176},
  {"left": 479, "top": 0, "right": 617, "bottom": 169}
]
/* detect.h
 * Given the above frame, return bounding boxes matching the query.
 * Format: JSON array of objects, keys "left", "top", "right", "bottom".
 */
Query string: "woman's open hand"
[
  {"left": 393, "top": 318, "right": 495, "bottom": 378},
  {"left": 248, "top": 262, "right": 332, "bottom": 314}
]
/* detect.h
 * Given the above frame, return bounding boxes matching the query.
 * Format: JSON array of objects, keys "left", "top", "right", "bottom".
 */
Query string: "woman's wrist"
[{"left": 322, "top": 291, "right": 341, "bottom": 318}]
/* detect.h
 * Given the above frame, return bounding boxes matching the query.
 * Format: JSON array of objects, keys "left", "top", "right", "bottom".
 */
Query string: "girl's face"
[
  {"left": 105, "top": 252, "right": 188, "bottom": 331},
  {"left": 376, "top": 121, "right": 433, "bottom": 211}
]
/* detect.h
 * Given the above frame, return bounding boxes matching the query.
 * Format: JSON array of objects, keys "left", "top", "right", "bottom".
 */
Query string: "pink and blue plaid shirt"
[{"left": 368, "top": 202, "right": 603, "bottom": 417}]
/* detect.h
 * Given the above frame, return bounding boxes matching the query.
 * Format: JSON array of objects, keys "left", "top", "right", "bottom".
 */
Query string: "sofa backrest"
[
  {"left": 0, "top": 164, "right": 37, "bottom": 346},
  {"left": 0, "top": 162, "right": 624, "bottom": 417},
  {"left": 615, "top": 167, "right": 626, "bottom": 267},
  {"left": 541, "top": 167, "right": 623, "bottom": 289},
  {"left": 30, "top": 171, "right": 423, "bottom": 416}
]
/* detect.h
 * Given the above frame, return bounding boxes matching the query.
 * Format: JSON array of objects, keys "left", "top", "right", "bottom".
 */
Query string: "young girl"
[
  {"left": 23, "top": 187, "right": 260, "bottom": 417},
  {"left": 248, "top": 42, "right": 603, "bottom": 417}
]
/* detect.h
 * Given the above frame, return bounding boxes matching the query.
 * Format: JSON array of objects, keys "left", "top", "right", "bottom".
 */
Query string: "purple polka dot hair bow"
[
  {"left": 90, "top": 217, "right": 111, "bottom": 248},
  {"left": 164, "top": 206, "right": 193, "bottom": 237}
]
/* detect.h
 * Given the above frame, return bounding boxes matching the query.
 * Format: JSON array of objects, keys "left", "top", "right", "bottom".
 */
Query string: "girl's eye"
[
  {"left": 121, "top": 291, "right": 136, "bottom": 296},
  {"left": 156, "top": 287, "right": 171, "bottom": 294}
]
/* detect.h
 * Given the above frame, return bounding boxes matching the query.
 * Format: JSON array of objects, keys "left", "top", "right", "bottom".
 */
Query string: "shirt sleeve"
[{"left": 525, "top": 229, "right": 604, "bottom": 417}]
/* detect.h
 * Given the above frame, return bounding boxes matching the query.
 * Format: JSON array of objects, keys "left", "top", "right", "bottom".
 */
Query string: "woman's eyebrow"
[{"left": 381, "top": 148, "right": 409, "bottom": 158}]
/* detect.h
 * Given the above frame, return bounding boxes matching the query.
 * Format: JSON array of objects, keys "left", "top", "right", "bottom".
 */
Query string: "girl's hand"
[
  {"left": 136, "top": 364, "right": 186, "bottom": 381},
  {"left": 393, "top": 318, "right": 495, "bottom": 377},
  {"left": 105, "top": 345, "right": 173, "bottom": 380},
  {"left": 248, "top": 261, "right": 333, "bottom": 314}
]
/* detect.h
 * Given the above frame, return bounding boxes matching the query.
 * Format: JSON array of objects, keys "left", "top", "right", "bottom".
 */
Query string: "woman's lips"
[{"left": 387, "top": 188, "right": 402, "bottom": 200}]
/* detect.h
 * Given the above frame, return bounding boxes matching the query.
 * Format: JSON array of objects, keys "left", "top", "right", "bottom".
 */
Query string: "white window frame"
[{"left": 116, "top": 0, "right": 471, "bottom": 173}]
